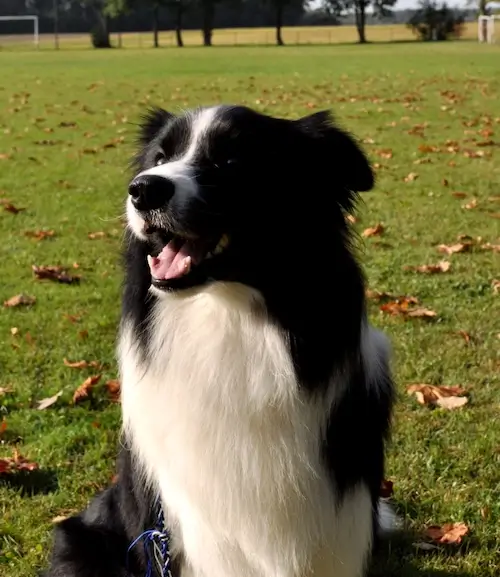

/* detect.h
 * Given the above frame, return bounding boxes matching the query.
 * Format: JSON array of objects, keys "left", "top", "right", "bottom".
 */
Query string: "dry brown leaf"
[
  {"left": 457, "top": 330, "right": 472, "bottom": 344},
  {"left": 404, "top": 261, "right": 451, "bottom": 274},
  {"left": 407, "top": 384, "right": 468, "bottom": 409},
  {"left": 0, "top": 386, "right": 13, "bottom": 396},
  {"left": 3, "top": 294, "right": 36, "bottom": 308},
  {"left": 362, "top": 223, "right": 384, "bottom": 238},
  {"left": 380, "top": 297, "right": 435, "bottom": 320},
  {"left": 375, "top": 148, "right": 393, "bottom": 159},
  {"left": 0, "top": 449, "right": 39, "bottom": 475},
  {"left": 492, "top": 279, "right": 500, "bottom": 294},
  {"left": 3, "top": 202, "right": 25, "bottom": 214},
  {"left": 413, "top": 157, "right": 432, "bottom": 165},
  {"left": 63, "top": 358, "right": 102, "bottom": 370},
  {"left": 24, "top": 229, "right": 55, "bottom": 241},
  {"left": 437, "top": 243, "right": 471, "bottom": 255},
  {"left": 59, "top": 121, "right": 77, "bottom": 128},
  {"left": 423, "top": 522, "right": 469, "bottom": 545},
  {"left": 73, "top": 374, "right": 101, "bottom": 404},
  {"left": 462, "top": 198, "right": 478, "bottom": 210},
  {"left": 481, "top": 243, "right": 500, "bottom": 252},
  {"left": 441, "top": 178, "right": 449, "bottom": 187},
  {"left": 106, "top": 379, "right": 121, "bottom": 402},
  {"left": 10, "top": 327, "right": 18, "bottom": 336},
  {"left": 451, "top": 191, "right": 467, "bottom": 198},
  {"left": 37, "top": 391, "right": 63, "bottom": 410},
  {"left": 406, "top": 307, "right": 437, "bottom": 319},
  {"left": 88, "top": 231, "right": 106, "bottom": 240},
  {"left": 418, "top": 144, "right": 440, "bottom": 153},
  {"left": 32, "top": 265, "right": 80, "bottom": 285},
  {"left": 404, "top": 172, "right": 418, "bottom": 182}
]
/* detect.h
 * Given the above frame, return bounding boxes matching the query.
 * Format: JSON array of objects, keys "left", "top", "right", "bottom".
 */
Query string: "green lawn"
[{"left": 0, "top": 43, "right": 499, "bottom": 577}]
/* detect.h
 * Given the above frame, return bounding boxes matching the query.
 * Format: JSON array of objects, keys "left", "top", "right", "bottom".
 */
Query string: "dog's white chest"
[{"left": 120, "top": 284, "right": 371, "bottom": 577}]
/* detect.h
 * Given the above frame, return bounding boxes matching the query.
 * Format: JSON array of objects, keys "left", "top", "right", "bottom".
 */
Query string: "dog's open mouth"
[{"left": 146, "top": 230, "right": 230, "bottom": 289}]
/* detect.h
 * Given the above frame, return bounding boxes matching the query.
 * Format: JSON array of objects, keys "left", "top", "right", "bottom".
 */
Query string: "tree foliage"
[{"left": 407, "top": 0, "right": 465, "bottom": 41}]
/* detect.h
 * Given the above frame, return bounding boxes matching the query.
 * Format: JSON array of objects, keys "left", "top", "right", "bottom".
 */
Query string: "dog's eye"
[
  {"left": 155, "top": 152, "right": 167, "bottom": 166},
  {"left": 225, "top": 159, "right": 239, "bottom": 168}
]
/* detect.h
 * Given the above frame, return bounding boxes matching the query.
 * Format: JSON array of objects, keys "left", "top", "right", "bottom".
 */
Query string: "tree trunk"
[
  {"left": 53, "top": 0, "right": 59, "bottom": 50},
  {"left": 90, "top": 7, "right": 111, "bottom": 48},
  {"left": 175, "top": 1, "right": 184, "bottom": 47},
  {"left": 354, "top": 3, "right": 366, "bottom": 44},
  {"left": 117, "top": 30, "right": 122, "bottom": 48},
  {"left": 202, "top": 0, "right": 214, "bottom": 46},
  {"left": 478, "top": 0, "right": 487, "bottom": 15},
  {"left": 153, "top": 3, "right": 160, "bottom": 48},
  {"left": 275, "top": 0, "right": 284, "bottom": 46}
]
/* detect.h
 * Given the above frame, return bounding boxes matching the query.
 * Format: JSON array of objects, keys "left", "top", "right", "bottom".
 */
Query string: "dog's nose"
[{"left": 128, "top": 175, "right": 175, "bottom": 211}]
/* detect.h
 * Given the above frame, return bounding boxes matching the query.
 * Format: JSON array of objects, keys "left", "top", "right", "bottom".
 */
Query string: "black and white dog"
[{"left": 46, "top": 105, "right": 395, "bottom": 577}]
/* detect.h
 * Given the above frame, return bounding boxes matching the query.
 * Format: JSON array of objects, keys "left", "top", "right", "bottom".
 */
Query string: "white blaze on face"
[{"left": 126, "top": 107, "right": 219, "bottom": 240}]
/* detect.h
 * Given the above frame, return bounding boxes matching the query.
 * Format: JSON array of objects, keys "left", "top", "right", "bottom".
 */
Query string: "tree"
[
  {"left": 407, "top": 0, "right": 464, "bottom": 40},
  {"left": 323, "top": 0, "right": 396, "bottom": 43},
  {"left": 168, "top": 0, "right": 185, "bottom": 47},
  {"left": 264, "top": 0, "right": 308, "bottom": 45}
]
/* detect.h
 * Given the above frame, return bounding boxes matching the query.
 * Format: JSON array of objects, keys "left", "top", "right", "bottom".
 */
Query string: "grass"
[
  {"left": 0, "top": 42, "right": 499, "bottom": 577},
  {"left": 0, "top": 22, "right": 482, "bottom": 50}
]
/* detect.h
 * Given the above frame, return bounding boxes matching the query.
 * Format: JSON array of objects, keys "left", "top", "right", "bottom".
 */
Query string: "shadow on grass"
[
  {"left": 0, "top": 468, "right": 58, "bottom": 496},
  {"left": 370, "top": 528, "right": 474, "bottom": 577}
]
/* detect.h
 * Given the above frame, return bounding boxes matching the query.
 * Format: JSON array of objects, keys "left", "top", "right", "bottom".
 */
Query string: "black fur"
[{"left": 45, "top": 105, "right": 394, "bottom": 577}]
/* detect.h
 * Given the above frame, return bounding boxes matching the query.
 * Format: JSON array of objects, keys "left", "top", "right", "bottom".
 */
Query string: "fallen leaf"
[
  {"left": 88, "top": 231, "right": 106, "bottom": 240},
  {"left": 413, "top": 157, "right": 432, "bottom": 165},
  {"left": 437, "top": 243, "right": 471, "bottom": 255},
  {"left": 362, "top": 223, "right": 384, "bottom": 238},
  {"left": 481, "top": 243, "right": 500, "bottom": 252},
  {"left": 106, "top": 379, "right": 121, "bottom": 402},
  {"left": 404, "top": 261, "right": 451, "bottom": 274},
  {"left": 0, "top": 449, "right": 39, "bottom": 475},
  {"left": 78, "top": 329, "right": 89, "bottom": 340},
  {"left": 10, "top": 327, "right": 18, "bottom": 336},
  {"left": 3, "top": 294, "right": 36, "bottom": 308},
  {"left": 37, "top": 391, "right": 63, "bottom": 410},
  {"left": 457, "top": 330, "right": 472, "bottom": 344},
  {"left": 462, "top": 198, "right": 478, "bottom": 210},
  {"left": 407, "top": 384, "right": 468, "bottom": 409},
  {"left": 451, "top": 191, "right": 467, "bottom": 198},
  {"left": 418, "top": 144, "right": 440, "bottom": 153},
  {"left": 380, "top": 297, "right": 435, "bottom": 320},
  {"left": 442, "top": 179, "right": 449, "bottom": 187},
  {"left": 24, "top": 229, "right": 55, "bottom": 241},
  {"left": 63, "top": 358, "right": 102, "bottom": 370},
  {"left": 346, "top": 214, "right": 357, "bottom": 224},
  {"left": 367, "top": 290, "right": 418, "bottom": 304},
  {"left": 424, "top": 522, "right": 469, "bottom": 545},
  {"left": 3, "top": 202, "right": 25, "bottom": 214},
  {"left": 58, "top": 121, "right": 77, "bottom": 128},
  {"left": 492, "top": 279, "right": 500, "bottom": 294},
  {"left": 0, "top": 386, "right": 13, "bottom": 396},
  {"left": 380, "top": 479, "right": 394, "bottom": 498},
  {"left": 406, "top": 307, "right": 437, "bottom": 319},
  {"left": 32, "top": 265, "right": 80, "bottom": 284},
  {"left": 404, "top": 172, "right": 418, "bottom": 182},
  {"left": 73, "top": 375, "right": 101, "bottom": 404},
  {"left": 63, "top": 313, "right": 82, "bottom": 323},
  {"left": 375, "top": 148, "right": 393, "bottom": 159},
  {"left": 51, "top": 515, "right": 69, "bottom": 524},
  {"left": 0, "top": 420, "right": 6, "bottom": 435}
]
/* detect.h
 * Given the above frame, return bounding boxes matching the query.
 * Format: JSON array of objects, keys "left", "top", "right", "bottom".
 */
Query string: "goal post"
[{"left": 0, "top": 15, "right": 39, "bottom": 48}]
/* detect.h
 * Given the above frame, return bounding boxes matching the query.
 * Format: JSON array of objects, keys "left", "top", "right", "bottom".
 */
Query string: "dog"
[{"left": 45, "top": 105, "right": 395, "bottom": 577}]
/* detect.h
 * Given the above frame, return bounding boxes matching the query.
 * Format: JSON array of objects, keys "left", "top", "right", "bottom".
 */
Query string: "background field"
[
  {"left": 0, "top": 42, "right": 499, "bottom": 577},
  {"left": 0, "top": 22, "right": 482, "bottom": 50}
]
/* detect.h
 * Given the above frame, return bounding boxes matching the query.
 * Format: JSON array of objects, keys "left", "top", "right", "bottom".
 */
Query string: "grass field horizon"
[
  {"left": 0, "top": 22, "right": 484, "bottom": 50},
  {"left": 0, "top": 42, "right": 499, "bottom": 576}
]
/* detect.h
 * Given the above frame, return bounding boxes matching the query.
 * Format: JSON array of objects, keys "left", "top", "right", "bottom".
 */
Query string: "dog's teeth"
[
  {"left": 184, "top": 257, "right": 192, "bottom": 274},
  {"left": 147, "top": 255, "right": 154, "bottom": 267}
]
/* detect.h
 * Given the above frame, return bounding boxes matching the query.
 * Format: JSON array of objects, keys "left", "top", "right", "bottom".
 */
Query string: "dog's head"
[{"left": 127, "top": 105, "right": 373, "bottom": 293}]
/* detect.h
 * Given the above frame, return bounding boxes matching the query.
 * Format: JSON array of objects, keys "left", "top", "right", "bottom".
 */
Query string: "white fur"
[
  {"left": 127, "top": 107, "right": 217, "bottom": 240},
  {"left": 119, "top": 281, "right": 388, "bottom": 577}
]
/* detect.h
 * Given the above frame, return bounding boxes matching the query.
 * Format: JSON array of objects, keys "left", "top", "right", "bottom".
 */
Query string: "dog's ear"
[
  {"left": 137, "top": 107, "right": 175, "bottom": 146},
  {"left": 132, "top": 107, "right": 174, "bottom": 172},
  {"left": 295, "top": 111, "right": 374, "bottom": 194}
]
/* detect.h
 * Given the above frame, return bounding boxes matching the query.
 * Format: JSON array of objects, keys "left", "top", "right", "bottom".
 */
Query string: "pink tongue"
[{"left": 150, "top": 240, "right": 193, "bottom": 280}]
